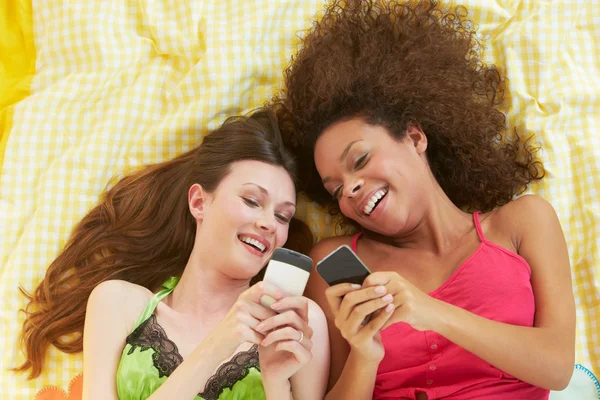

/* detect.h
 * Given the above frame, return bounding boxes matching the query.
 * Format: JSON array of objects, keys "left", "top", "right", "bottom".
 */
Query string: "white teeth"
[
  {"left": 240, "top": 236, "right": 266, "bottom": 252},
  {"left": 363, "top": 189, "right": 388, "bottom": 215}
]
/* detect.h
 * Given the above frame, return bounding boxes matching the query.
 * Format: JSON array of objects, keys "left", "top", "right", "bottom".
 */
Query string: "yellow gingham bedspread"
[{"left": 0, "top": 0, "right": 598, "bottom": 397}]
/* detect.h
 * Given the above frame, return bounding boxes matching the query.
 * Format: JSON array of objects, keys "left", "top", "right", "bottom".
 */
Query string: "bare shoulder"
[
  {"left": 490, "top": 194, "right": 563, "bottom": 250},
  {"left": 88, "top": 280, "right": 153, "bottom": 327},
  {"left": 492, "top": 195, "right": 559, "bottom": 229},
  {"left": 500, "top": 194, "right": 556, "bottom": 217},
  {"left": 309, "top": 235, "right": 355, "bottom": 264},
  {"left": 90, "top": 279, "right": 152, "bottom": 304}
]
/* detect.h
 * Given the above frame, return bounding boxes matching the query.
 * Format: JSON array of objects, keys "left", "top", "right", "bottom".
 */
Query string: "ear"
[
  {"left": 405, "top": 124, "right": 428, "bottom": 155},
  {"left": 188, "top": 183, "right": 208, "bottom": 221}
]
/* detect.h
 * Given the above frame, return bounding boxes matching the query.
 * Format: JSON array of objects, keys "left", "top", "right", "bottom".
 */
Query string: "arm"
[
  {"left": 305, "top": 238, "right": 389, "bottom": 400},
  {"left": 82, "top": 281, "right": 151, "bottom": 400},
  {"left": 433, "top": 195, "right": 575, "bottom": 390},
  {"left": 288, "top": 299, "right": 330, "bottom": 400},
  {"left": 368, "top": 195, "right": 575, "bottom": 391}
]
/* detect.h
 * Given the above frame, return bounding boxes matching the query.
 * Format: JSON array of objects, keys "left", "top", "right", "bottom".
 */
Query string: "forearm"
[
  {"left": 263, "top": 376, "right": 293, "bottom": 400},
  {"left": 435, "top": 300, "right": 573, "bottom": 390},
  {"left": 325, "top": 350, "right": 379, "bottom": 400},
  {"left": 148, "top": 339, "right": 233, "bottom": 399}
]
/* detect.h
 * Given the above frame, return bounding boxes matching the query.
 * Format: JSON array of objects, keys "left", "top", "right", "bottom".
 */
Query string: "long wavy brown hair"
[
  {"left": 14, "top": 109, "right": 313, "bottom": 379},
  {"left": 273, "top": 0, "right": 544, "bottom": 222}
]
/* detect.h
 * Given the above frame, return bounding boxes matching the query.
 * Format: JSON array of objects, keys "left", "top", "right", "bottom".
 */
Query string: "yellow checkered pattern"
[{"left": 0, "top": 0, "right": 598, "bottom": 397}]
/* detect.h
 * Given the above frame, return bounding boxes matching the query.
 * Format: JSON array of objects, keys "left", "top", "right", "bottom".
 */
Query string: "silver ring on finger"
[{"left": 297, "top": 330, "right": 304, "bottom": 344}]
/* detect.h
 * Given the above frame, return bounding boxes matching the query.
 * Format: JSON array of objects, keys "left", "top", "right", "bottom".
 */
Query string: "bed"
[{"left": 1, "top": 0, "right": 598, "bottom": 398}]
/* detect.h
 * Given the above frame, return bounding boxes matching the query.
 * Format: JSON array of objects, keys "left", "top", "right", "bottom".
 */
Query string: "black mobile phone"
[{"left": 316, "top": 245, "right": 372, "bottom": 286}]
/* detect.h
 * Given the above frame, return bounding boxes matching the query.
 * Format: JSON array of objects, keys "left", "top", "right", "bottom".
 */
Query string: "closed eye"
[
  {"left": 276, "top": 214, "right": 291, "bottom": 224},
  {"left": 242, "top": 198, "right": 259, "bottom": 207},
  {"left": 355, "top": 153, "right": 368, "bottom": 169},
  {"left": 332, "top": 186, "right": 343, "bottom": 200}
]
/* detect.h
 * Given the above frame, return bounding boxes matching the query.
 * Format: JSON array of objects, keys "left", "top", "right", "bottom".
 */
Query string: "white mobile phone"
[{"left": 259, "top": 247, "right": 313, "bottom": 309}]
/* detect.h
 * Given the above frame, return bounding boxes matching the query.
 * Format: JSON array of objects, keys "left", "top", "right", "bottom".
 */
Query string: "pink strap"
[
  {"left": 351, "top": 232, "right": 363, "bottom": 252},
  {"left": 473, "top": 212, "right": 485, "bottom": 242}
]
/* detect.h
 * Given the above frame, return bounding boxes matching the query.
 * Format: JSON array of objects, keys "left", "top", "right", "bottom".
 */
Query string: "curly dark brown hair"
[{"left": 273, "top": 0, "right": 543, "bottom": 222}]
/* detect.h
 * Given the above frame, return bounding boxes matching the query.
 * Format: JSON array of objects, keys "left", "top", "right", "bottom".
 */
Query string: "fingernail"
[
  {"left": 351, "top": 284, "right": 361, "bottom": 289},
  {"left": 385, "top": 304, "right": 394, "bottom": 312},
  {"left": 271, "top": 302, "right": 282, "bottom": 309},
  {"left": 375, "top": 286, "right": 386, "bottom": 294},
  {"left": 382, "top": 294, "right": 393, "bottom": 302},
  {"left": 256, "top": 323, "right": 265, "bottom": 332}
]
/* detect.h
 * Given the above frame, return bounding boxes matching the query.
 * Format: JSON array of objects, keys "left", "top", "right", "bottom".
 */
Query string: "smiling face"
[
  {"left": 191, "top": 160, "right": 296, "bottom": 279},
  {"left": 314, "top": 118, "right": 432, "bottom": 236}
]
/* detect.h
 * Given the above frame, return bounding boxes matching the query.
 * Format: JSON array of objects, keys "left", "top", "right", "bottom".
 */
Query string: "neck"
[
  {"left": 368, "top": 175, "right": 474, "bottom": 254},
  {"left": 168, "top": 245, "right": 250, "bottom": 318}
]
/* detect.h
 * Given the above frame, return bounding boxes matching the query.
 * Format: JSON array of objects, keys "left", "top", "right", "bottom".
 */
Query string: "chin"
[{"left": 229, "top": 258, "right": 265, "bottom": 280}]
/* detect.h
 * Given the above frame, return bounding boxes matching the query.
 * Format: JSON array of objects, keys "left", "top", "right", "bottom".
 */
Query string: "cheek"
[
  {"left": 220, "top": 201, "right": 252, "bottom": 224},
  {"left": 277, "top": 227, "right": 289, "bottom": 247},
  {"left": 338, "top": 199, "right": 355, "bottom": 217}
]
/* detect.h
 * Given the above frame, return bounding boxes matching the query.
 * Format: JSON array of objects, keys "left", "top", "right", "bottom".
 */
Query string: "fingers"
[
  {"left": 260, "top": 326, "right": 313, "bottom": 350},
  {"left": 338, "top": 285, "right": 388, "bottom": 321},
  {"left": 233, "top": 311, "right": 265, "bottom": 344},
  {"left": 346, "top": 293, "right": 394, "bottom": 329},
  {"left": 325, "top": 283, "right": 361, "bottom": 315},
  {"left": 273, "top": 339, "right": 313, "bottom": 365},
  {"left": 245, "top": 281, "right": 287, "bottom": 304},
  {"left": 245, "top": 298, "right": 278, "bottom": 321},
  {"left": 363, "top": 272, "right": 395, "bottom": 288},
  {"left": 360, "top": 303, "right": 395, "bottom": 336},
  {"left": 270, "top": 296, "right": 309, "bottom": 320},
  {"left": 255, "top": 309, "right": 311, "bottom": 338}
]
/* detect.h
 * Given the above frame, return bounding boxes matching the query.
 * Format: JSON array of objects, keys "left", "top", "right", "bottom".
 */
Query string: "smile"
[
  {"left": 238, "top": 235, "right": 267, "bottom": 253},
  {"left": 363, "top": 188, "right": 388, "bottom": 215}
]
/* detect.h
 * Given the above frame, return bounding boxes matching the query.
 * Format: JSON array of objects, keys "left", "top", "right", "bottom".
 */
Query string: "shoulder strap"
[
  {"left": 131, "top": 277, "right": 179, "bottom": 329},
  {"left": 351, "top": 232, "right": 363, "bottom": 252},
  {"left": 473, "top": 212, "right": 486, "bottom": 242}
]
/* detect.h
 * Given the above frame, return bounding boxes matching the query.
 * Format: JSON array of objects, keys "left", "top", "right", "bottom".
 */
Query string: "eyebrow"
[
  {"left": 322, "top": 140, "right": 363, "bottom": 184},
  {"left": 242, "top": 183, "right": 296, "bottom": 208}
]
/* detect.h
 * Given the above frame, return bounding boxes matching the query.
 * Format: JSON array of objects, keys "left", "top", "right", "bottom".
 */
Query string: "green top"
[{"left": 115, "top": 277, "right": 265, "bottom": 400}]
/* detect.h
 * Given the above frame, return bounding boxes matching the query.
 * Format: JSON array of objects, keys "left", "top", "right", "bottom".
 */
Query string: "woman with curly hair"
[{"left": 273, "top": 0, "right": 575, "bottom": 399}]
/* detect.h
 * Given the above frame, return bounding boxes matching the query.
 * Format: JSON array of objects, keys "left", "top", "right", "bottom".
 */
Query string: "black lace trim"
[
  {"left": 125, "top": 314, "right": 260, "bottom": 400},
  {"left": 200, "top": 344, "right": 260, "bottom": 400},
  {"left": 126, "top": 314, "right": 183, "bottom": 379}
]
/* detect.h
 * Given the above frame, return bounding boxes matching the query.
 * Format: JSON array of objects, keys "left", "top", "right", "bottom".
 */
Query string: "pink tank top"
[{"left": 351, "top": 212, "right": 549, "bottom": 400}]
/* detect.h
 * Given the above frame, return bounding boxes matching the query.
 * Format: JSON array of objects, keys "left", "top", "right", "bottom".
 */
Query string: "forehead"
[
  {"left": 315, "top": 118, "right": 391, "bottom": 149},
  {"left": 220, "top": 160, "right": 296, "bottom": 199},
  {"left": 315, "top": 119, "right": 392, "bottom": 156}
]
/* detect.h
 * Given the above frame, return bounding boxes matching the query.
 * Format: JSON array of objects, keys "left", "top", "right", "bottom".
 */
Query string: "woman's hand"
[
  {"left": 255, "top": 296, "right": 314, "bottom": 383},
  {"left": 206, "top": 281, "right": 286, "bottom": 356},
  {"left": 362, "top": 272, "right": 441, "bottom": 331},
  {"left": 325, "top": 282, "right": 395, "bottom": 363}
]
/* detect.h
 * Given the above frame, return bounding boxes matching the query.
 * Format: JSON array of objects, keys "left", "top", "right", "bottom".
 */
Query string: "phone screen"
[{"left": 316, "top": 245, "right": 371, "bottom": 286}]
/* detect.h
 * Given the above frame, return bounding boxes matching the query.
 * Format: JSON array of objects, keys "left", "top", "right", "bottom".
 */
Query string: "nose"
[
  {"left": 256, "top": 214, "right": 277, "bottom": 233},
  {"left": 343, "top": 177, "right": 364, "bottom": 198}
]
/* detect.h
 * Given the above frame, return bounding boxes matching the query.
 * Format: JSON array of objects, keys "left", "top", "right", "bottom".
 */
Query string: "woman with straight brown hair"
[{"left": 14, "top": 110, "right": 330, "bottom": 400}]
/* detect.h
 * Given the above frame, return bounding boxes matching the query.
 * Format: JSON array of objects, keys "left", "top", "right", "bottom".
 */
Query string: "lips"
[{"left": 238, "top": 233, "right": 270, "bottom": 254}]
